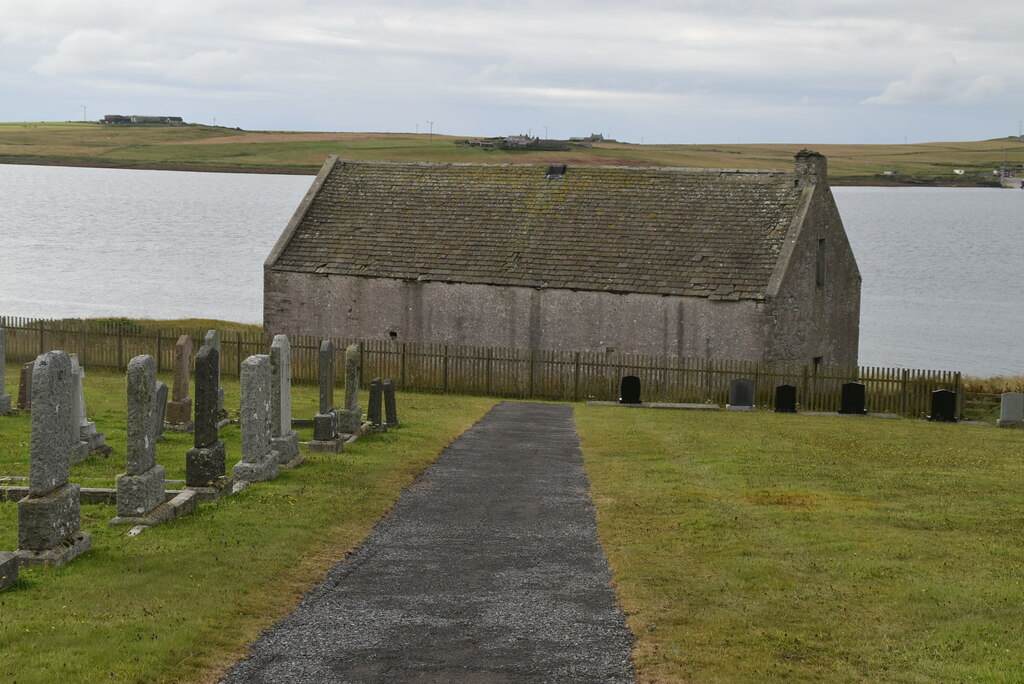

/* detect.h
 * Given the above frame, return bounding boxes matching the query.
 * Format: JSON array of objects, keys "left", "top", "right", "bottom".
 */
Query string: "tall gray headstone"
[
  {"left": 166, "top": 334, "right": 193, "bottom": 425},
  {"left": 185, "top": 345, "right": 228, "bottom": 489},
  {"left": 71, "top": 356, "right": 109, "bottom": 456},
  {"left": 270, "top": 335, "right": 300, "bottom": 465},
  {"left": 153, "top": 381, "right": 168, "bottom": 442},
  {"left": 383, "top": 378, "right": 399, "bottom": 427},
  {"left": 0, "top": 329, "right": 11, "bottom": 415},
  {"left": 998, "top": 392, "right": 1024, "bottom": 428},
  {"left": 204, "top": 329, "right": 225, "bottom": 417},
  {"left": 66, "top": 355, "right": 89, "bottom": 463},
  {"left": 116, "top": 355, "right": 166, "bottom": 517},
  {"left": 337, "top": 344, "right": 363, "bottom": 433},
  {"left": 368, "top": 377, "right": 384, "bottom": 426},
  {"left": 17, "top": 361, "right": 32, "bottom": 410},
  {"left": 17, "top": 351, "right": 91, "bottom": 566},
  {"left": 233, "top": 355, "right": 280, "bottom": 482},
  {"left": 727, "top": 377, "right": 755, "bottom": 411},
  {"left": 313, "top": 340, "right": 338, "bottom": 441}
]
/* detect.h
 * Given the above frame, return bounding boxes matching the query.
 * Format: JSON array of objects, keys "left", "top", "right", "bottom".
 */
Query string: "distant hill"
[{"left": 1, "top": 121, "right": 1021, "bottom": 185}]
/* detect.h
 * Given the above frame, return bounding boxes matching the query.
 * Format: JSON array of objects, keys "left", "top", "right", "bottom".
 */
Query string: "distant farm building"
[
  {"left": 265, "top": 151, "right": 861, "bottom": 365},
  {"left": 102, "top": 115, "right": 185, "bottom": 125}
]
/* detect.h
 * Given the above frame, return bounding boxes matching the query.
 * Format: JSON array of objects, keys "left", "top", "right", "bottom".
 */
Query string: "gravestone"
[
  {"left": 368, "top": 377, "right": 384, "bottom": 427},
  {"left": 115, "top": 355, "right": 166, "bottom": 518},
  {"left": 997, "top": 392, "right": 1024, "bottom": 428},
  {"left": 233, "top": 355, "right": 280, "bottom": 482},
  {"left": 166, "top": 334, "right": 193, "bottom": 426},
  {"left": 838, "top": 382, "right": 867, "bottom": 415},
  {"left": 185, "top": 345, "right": 231, "bottom": 493},
  {"left": 619, "top": 376, "right": 641, "bottom": 404},
  {"left": 153, "top": 381, "right": 168, "bottom": 442},
  {"left": 0, "top": 329, "right": 10, "bottom": 415},
  {"left": 17, "top": 361, "right": 32, "bottom": 410},
  {"left": 71, "top": 355, "right": 110, "bottom": 457},
  {"left": 928, "top": 389, "right": 957, "bottom": 422},
  {"left": 204, "top": 329, "right": 226, "bottom": 418},
  {"left": 66, "top": 355, "right": 90, "bottom": 463},
  {"left": 309, "top": 340, "right": 343, "bottom": 452},
  {"left": 0, "top": 552, "right": 17, "bottom": 592},
  {"left": 775, "top": 384, "right": 797, "bottom": 413},
  {"left": 383, "top": 378, "right": 399, "bottom": 427},
  {"left": 727, "top": 378, "right": 755, "bottom": 411},
  {"left": 337, "top": 344, "right": 363, "bottom": 433},
  {"left": 17, "top": 351, "right": 92, "bottom": 566},
  {"left": 270, "top": 335, "right": 301, "bottom": 466}
]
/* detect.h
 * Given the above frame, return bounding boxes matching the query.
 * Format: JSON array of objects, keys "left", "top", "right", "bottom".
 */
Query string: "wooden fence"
[{"left": 1, "top": 316, "right": 963, "bottom": 418}]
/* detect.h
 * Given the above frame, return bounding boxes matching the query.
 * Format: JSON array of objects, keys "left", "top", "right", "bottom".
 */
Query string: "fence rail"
[{"left": 1, "top": 316, "right": 963, "bottom": 418}]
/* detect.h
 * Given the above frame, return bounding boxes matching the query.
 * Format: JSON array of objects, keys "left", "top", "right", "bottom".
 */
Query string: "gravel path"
[{"left": 222, "top": 402, "right": 636, "bottom": 683}]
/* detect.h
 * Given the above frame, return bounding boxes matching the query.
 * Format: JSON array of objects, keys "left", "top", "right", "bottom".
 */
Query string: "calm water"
[{"left": 0, "top": 165, "right": 1021, "bottom": 376}]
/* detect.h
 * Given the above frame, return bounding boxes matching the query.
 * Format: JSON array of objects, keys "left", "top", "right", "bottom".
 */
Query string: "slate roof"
[{"left": 269, "top": 157, "right": 809, "bottom": 300}]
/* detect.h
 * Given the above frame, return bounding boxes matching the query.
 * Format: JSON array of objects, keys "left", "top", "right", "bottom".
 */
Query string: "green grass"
[
  {"left": 575, "top": 406, "right": 1024, "bottom": 683},
  {"left": 0, "top": 364, "right": 497, "bottom": 683},
  {"left": 2, "top": 122, "right": 1023, "bottom": 183}
]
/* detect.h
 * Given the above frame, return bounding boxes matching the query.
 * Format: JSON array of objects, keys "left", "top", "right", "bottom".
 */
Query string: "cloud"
[{"left": 862, "top": 54, "right": 1005, "bottom": 105}]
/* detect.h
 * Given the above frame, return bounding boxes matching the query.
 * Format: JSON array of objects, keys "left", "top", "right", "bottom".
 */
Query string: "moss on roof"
[{"left": 270, "top": 158, "right": 806, "bottom": 300}]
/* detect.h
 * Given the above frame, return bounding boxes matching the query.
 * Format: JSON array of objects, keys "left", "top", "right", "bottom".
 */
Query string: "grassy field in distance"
[{"left": 1, "top": 121, "right": 1023, "bottom": 183}]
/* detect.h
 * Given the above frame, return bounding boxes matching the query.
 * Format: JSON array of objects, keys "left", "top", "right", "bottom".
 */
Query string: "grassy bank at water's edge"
[
  {"left": 2, "top": 122, "right": 1023, "bottom": 184},
  {"left": 576, "top": 405, "right": 1024, "bottom": 682}
]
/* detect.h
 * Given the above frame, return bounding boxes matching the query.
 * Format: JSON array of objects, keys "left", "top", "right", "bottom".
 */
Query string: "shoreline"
[{"left": 0, "top": 157, "right": 1005, "bottom": 187}]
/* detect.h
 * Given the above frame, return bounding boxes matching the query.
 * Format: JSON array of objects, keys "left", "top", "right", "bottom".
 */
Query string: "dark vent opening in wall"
[{"left": 546, "top": 164, "right": 567, "bottom": 179}]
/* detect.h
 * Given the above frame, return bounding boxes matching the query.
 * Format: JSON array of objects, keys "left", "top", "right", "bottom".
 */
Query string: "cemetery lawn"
[
  {"left": 0, "top": 364, "right": 497, "bottom": 684},
  {"left": 575, "top": 406, "right": 1024, "bottom": 683}
]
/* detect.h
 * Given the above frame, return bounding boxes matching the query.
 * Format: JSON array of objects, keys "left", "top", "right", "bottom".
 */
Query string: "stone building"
[{"left": 264, "top": 151, "right": 860, "bottom": 365}]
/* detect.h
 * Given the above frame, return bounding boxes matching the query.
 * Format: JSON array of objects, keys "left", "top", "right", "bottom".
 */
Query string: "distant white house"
[{"left": 953, "top": 169, "right": 965, "bottom": 175}]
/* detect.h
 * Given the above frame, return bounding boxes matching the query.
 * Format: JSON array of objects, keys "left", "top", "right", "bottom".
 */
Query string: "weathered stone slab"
[
  {"left": 270, "top": 335, "right": 300, "bottom": 465},
  {"left": 318, "top": 340, "right": 335, "bottom": 415},
  {"left": 167, "top": 334, "right": 193, "bottom": 425},
  {"left": 0, "top": 329, "right": 10, "bottom": 415},
  {"left": 117, "top": 355, "right": 166, "bottom": 518},
  {"left": 193, "top": 345, "right": 220, "bottom": 447},
  {"left": 28, "top": 351, "right": 73, "bottom": 496},
  {"left": 18, "top": 482, "right": 82, "bottom": 550},
  {"left": 233, "top": 355, "right": 280, "bottom": 483},
  {"left": 368, "top": 378, "right": 384, "bottom": 426},
  {"left": 337, "top": 344, "right": 363, "bottom": 433},
  {"left": 17, "top": 361, "right": 32, "bottom": 410},
  {"left": 186, "top": 441, "right": 228, "bottom": 488},
  {"left": 17, "top": 531, "right": 92, "bottom": 568},
  {"left": 204, "top": 330, "right": 225, "bottom": 416},
  {"left": 998, "top": 392, "right": 1024, "bottom": 428},
  {"left": 0, "top": 552, "right": 18, "bottom": 591},
  {"left": 153, "top": 381, "right": 168, "bottom": 442},
  {"left": 313, "top": 411, "right": 338, "bottom": 441},
  {"left": 383, "top": 378, "right": 398, "bottom": 427},
  {"left": 110, "top": 489, "right": 197, "bottom": 528}
]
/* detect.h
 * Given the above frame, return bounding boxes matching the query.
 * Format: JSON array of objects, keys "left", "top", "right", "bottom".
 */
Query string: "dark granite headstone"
[
  {"left": 928, "top": 390, "right": 957, "bottom": 422},
  {"left": 153, "top": 381, "right": 168, "bottom": 441},
  {"left": 838, "top": 382, "right": 867, "bottom": 415},
  {"left": 619, "top": 376, "right": 641, "bottom": 404},
  {"left": 185, "top": 346, "right": 227, "bottom": 488},
  {"left": 728, "top": 378, "right": 755, "bottom": 410},
  {"left": 368, "top": 378, "right": 384, "bottom": 425},
  {"left": 775, "top": 384, "right": 797, "bottom": 413},
  {"left": 383, "top": 378, "right": 398, "bottom": 427}
]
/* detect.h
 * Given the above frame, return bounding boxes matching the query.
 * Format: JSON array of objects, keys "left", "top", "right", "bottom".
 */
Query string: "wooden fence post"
[
  {"left": 573, "top": 351, "right": 581, "bottom": 402},
  {"left": 236, "top": 332, "right": 243, "bottom": 377},
  {"left": 80, "top": 320, "right": 88, "bottom": 367},
  {"left": 528, "top": 349, "right": 536, "bottom": 398},
  {"left": 400, "top": 342, "right": 407, "bottom": 389},
  {"left": 443, "top": 345, "right": 449, "bottom": 393},
  {"left": 900, "top": 369, "right": 909, "bottom": 416},
  {"left": 117, "top": 325, "right": 124, "bottom": 370},
  {"left": 38, "top": 319, "right": 45, "bottom": 355},
  {"left": 156, "top": 329, "right": 162, "bottom": 373}
]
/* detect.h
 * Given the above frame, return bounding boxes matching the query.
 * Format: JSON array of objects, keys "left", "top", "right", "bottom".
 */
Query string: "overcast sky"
[{"left": 2, "top": 1, "right": 1022, "bottom": 143}]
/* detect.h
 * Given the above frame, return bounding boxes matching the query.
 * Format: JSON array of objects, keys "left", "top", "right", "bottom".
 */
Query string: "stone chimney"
[{"left": 794, "top": 149, "right": 827, "bottom": 187}]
